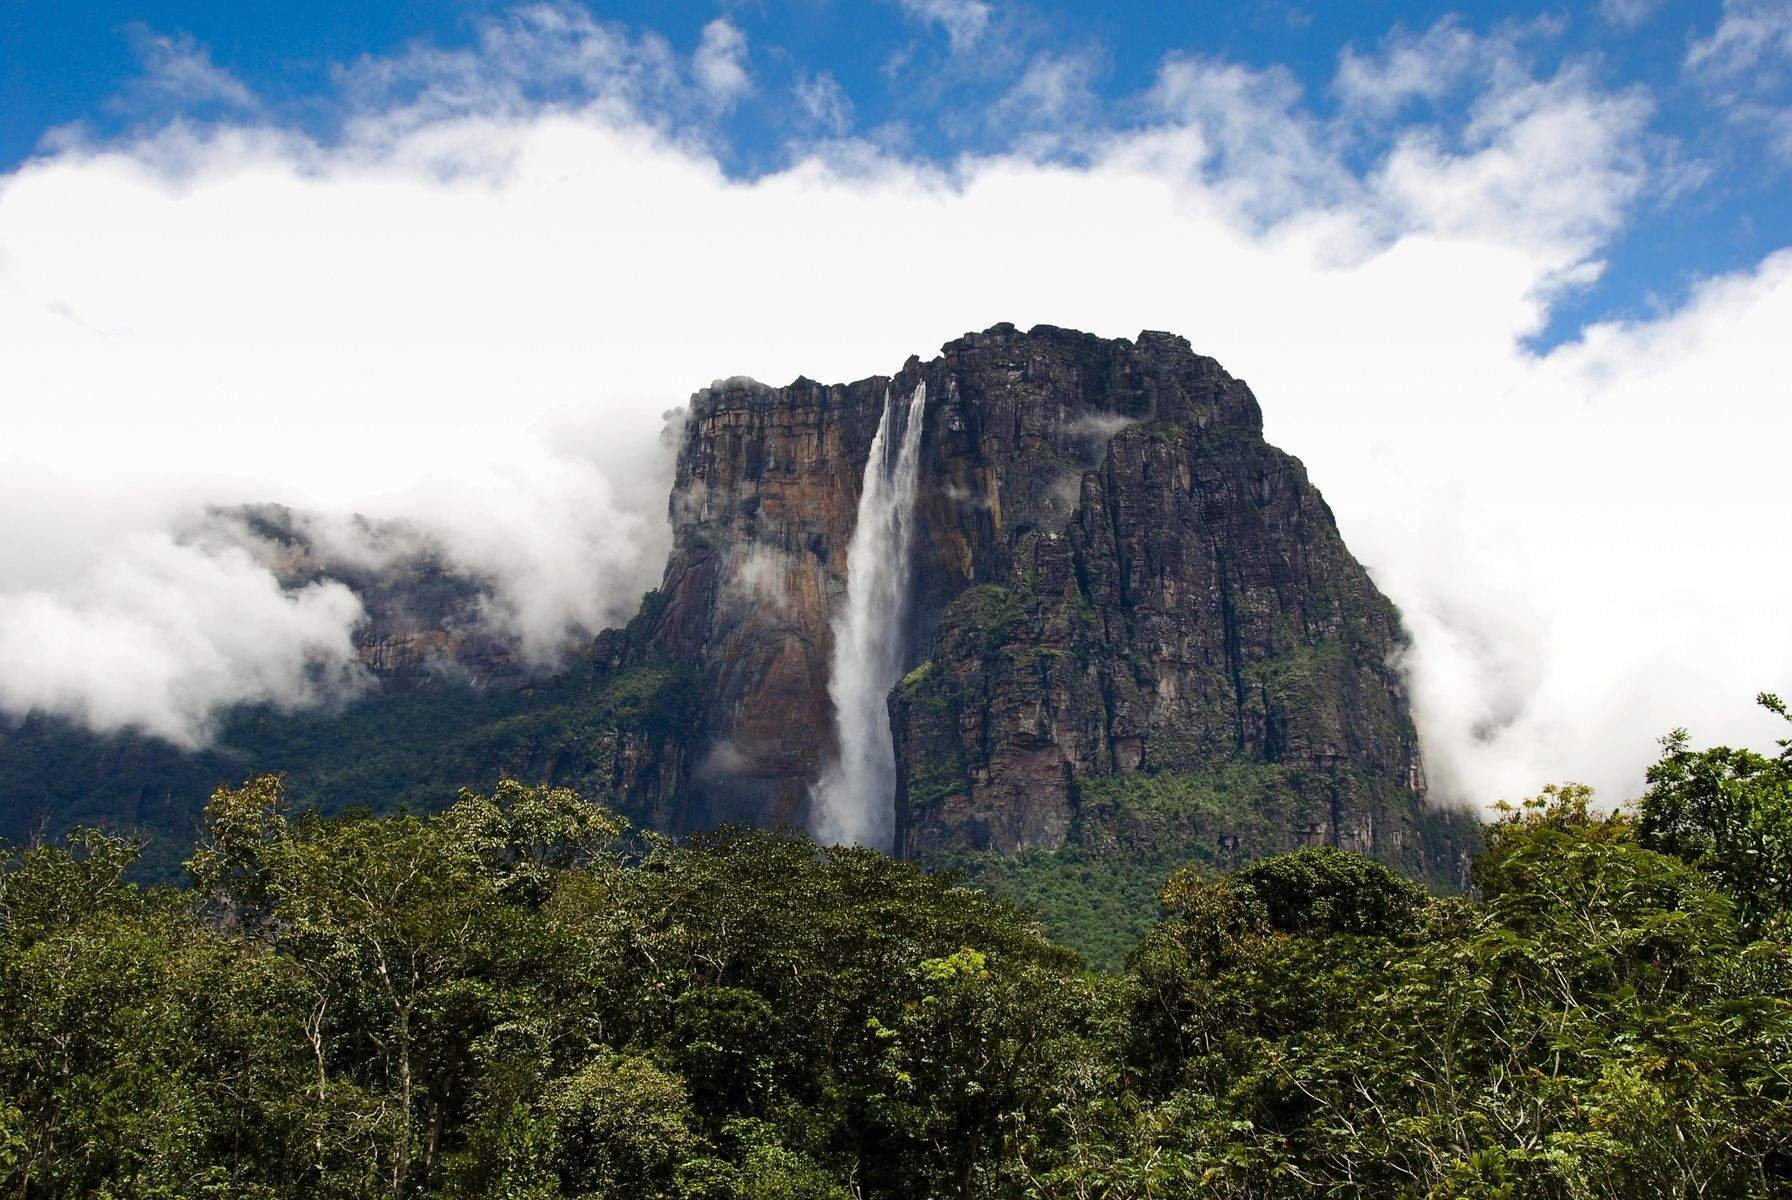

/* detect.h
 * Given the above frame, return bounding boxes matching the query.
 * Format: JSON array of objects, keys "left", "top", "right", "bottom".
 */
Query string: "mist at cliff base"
[{"left": 1, "top": 32, "right": 1789, "bottom": 807}]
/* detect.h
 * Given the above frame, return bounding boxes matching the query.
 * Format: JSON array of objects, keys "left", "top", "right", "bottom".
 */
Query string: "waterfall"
[{"left": 810, "top": 382, "right": 929, "bottom": 850}]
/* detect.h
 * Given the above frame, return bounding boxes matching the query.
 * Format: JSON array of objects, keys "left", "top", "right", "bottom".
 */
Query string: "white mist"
[{"left": 810, "top": 383, "right": 929, "bottom": 850}]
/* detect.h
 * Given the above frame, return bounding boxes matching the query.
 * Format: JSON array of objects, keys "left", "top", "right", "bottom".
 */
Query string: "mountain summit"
[
  {"left": 0, "top": 324, "right": 1473, "bottom": 897},
  {"left": 630, "top": 323, "right": 1464, "bottom": 884}
]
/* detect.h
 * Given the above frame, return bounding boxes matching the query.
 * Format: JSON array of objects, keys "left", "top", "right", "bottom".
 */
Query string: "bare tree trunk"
[
  {"left": 306, "top": 997, "right": 330, "bottom": 1173},
  {"left": 390, "top": 1005, "right": 412, "bottom": 1200}
]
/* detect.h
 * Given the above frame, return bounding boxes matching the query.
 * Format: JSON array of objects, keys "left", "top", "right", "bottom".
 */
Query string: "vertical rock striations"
[
  {"left": 640, "top": 374, "right": 892, "bottom": 832},
  {"left": 641, "top": 324, "right": 1467, "bottom": 885}
]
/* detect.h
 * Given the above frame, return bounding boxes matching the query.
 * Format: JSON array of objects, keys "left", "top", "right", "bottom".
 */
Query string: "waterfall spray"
[{"left": 810, "top": 382, "right": 929, "bottom": 850}]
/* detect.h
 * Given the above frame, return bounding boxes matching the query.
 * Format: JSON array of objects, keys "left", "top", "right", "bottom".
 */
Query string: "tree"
[
  {"left": 1119, "top": 790, "right": 1792, "bottom": 1198},
  {"left": 1637, "top": 693, "right": 1792, "bottom": 931},
  {"left": 186, "top": 776, "right": 627, "bottom": 1198},
  {"left": 6, "top": 759, "right": 1791, "bottom": 1200},
  {"left": 1228, "top": 845, "right": 1427, "bottom": 937},
  {"left": 0, "top": 828, "right": 327, "bottom": 1198}
]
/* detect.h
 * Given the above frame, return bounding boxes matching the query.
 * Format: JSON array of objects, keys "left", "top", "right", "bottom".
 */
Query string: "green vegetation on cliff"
[
  {"left": 936, "top": 764, "right": 1284, "bottom": 968},
  {"left": 4, "top": 701, "right": 1791, "bottom": 1198},
  {"left": 938, "top": 762, "right": 1479, "bottom": 969}
]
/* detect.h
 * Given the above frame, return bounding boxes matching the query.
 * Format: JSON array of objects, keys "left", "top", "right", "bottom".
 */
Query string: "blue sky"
[
  {"left": 4, "top": 0, "right": 1787, "bottom": 348},
  {"left": 2, "top": 0, "right": 1790, "bottom": 807}
]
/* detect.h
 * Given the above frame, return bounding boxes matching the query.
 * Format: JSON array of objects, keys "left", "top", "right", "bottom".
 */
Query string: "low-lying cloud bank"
[
  {"left": 1, "top": 7, "right": 1787, "bottom": 808},
  {"left": 0, "top": 534, "right": 367, "bottom": 748}
]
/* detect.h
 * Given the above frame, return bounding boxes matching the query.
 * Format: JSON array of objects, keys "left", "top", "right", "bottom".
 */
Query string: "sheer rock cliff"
[
  {"left": 632, "top": 324, "right": 1459, "bottom": 882},
  {"left": 0, "top": 323, "right": 1474, "bottom": 890}
]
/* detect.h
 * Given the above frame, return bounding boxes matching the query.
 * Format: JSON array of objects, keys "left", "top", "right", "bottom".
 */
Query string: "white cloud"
[
  {"left": 1687, "top": 0, "right": 1792, "bottom": 81},
  {"left": 721, "top": 545, "right": 797, "bottom": 614},
  {"left": 693, "top": 18, "right": 752, "bottom": 109},
  {"left": 0, "top": 535, "right": 366, "bottom": 747},
  {"left": 895, "top": 0, "right": 994, "bottom": 54},
  {"left": 1, "top": 11, "right": 1788, "bottom": 813},
  {"left": 695, "top": 738, "right": 751, "bottom": 780},
  {"left": 1599, "top": 0, "right": 1663, "bottom": 28},
  {"left": 1686, "top": 0, "right": 1792, "bottom": 159},
  {"left": 323, "top": 2, "right": 714, "bottom": 144},
  {"left": 1332, "top": 16, "right": 1579, "bottom": 133},
  {"left": 1144, "top": 58, "right": 1357, "bottom": 224},
  {"left": 1376, "top": 65, "right": 1652, "bottom": 265},
  {"left": 1376, "top": 248, "right": 1792, "bottom": 807},
  {"left": 115, "top": 27, "right": 259, "bottom": 113},
  {"left": 1334, "top": 18, "right": 1507, "bottom": 118},
  {"left": 794, "top": 71, "right": 853, "bottom": 134},
  {"left": 989, "top": 50, "right": 1102, "bottom": 135}
]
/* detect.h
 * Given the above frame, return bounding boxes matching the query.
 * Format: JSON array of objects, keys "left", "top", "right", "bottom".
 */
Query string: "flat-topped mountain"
[
  {"left": 0, "top": 324, "right": 1476, "bottom": 913},
  {"left": 635, "top": 323, "right": 1460, "bottom": 886}
]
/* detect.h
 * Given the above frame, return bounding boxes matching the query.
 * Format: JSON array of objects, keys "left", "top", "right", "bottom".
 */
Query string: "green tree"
[
  {"left": 1119, "top": 791, "right": 1792, "bottom": 1198},
  {"left": 1637, "top": 693, "right": 1792, "bottom": 931},
  {"left": 186, "top": 777, "right": 626, "bottom": 1198},
  {"left": 0, "top": 829, "right": 330, "bottom": 1198},
  {"left": 6, "top": 754, "right": 1791, "bottom": 1200}
]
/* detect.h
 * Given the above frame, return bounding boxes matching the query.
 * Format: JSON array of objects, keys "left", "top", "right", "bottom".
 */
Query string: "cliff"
[
  {"left": 0, "top": 323, "right": 1475, "bottom": 900},
  {"left": 223, "top": 503, "right": 528, "bottom": 688},
  {"left": 632, "top": 323, "right": 1466, "bottom": 885},
  {"left": 640, "top": 374, "right": 892, "bottom": 830}
]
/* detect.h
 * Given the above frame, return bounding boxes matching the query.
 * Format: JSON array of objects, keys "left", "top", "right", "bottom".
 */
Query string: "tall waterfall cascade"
[{"left": 810, "top": 382, "right": 929, "bottom": 850}]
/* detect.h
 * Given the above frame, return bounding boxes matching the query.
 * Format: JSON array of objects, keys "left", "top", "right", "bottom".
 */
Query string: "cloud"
[
  {"left": 1064, "top": 412, "right": 1138, "bottom": 440},
  {"left": 794, "top": 70, "right": 853, "bottom": 135},
  {"left": 322, "top": 1, "right": 746, "bottom": 149},
  {"left": 1687, "top": 0, "right": 1792, "bottom": 82},
  {"left": 989, "top": 50, "right": 1103, "bottom": 136},
  {"left": 1144, "top": 58, "right": 1357, "bottom": 224},
  {"left": 345, "top": 434, "right": 677, "bottom": 662},
  {"left": 114, "top": 27, "right": 259, "bottom": 113},
  {"left": 895, "top": 0, "right": 994, "bottom": 54},
  {"left": 693, "top": 18, "right": 752, "bottom": 109},
  {"left": 1375, "top": 65, "right": 1653, "bottom": 266},
  {"left": 877, "top": 0, "right": 1100, "bottom": 143},
  {"left": 1, "top": 8, "right": 1788, "bottom": 813},
  {"left": 1138, "top": 35, "right": 1651, "bottom": 262},
  {"left": 695, "top": 738, "right": 750, "bottom": 781},
  {"left": 1599, "top": 0, "right": 1663, "bottom": 28},
  {"left": 1375, "top": 248, "right": 1792, "bottom": 807},
  {"left": 722, "top": 545, "right": 796, "bottom": 614},
  {"left": 1686, "top": 0, "right": 1792, "bottom": 160},
  {"left": 0, "top": 535, "right": 366, "bottom": 747},
  {"left": 1334, "top": 18, "right": 1511, "bottom": 119}
]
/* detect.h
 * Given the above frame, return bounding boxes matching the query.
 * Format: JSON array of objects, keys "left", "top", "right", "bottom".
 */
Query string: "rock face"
[
  {"left": 638, "top": 376, "right": 893, "bottom": 830},
  {"left": 0, "top": 323, "right": 1470, "bottom": 891},
  {"left": 634, "top": 324, "right": 1451, "bottom": 881},
  {"left": 223, "top": 504, "right": 528, "bottom": 689}
]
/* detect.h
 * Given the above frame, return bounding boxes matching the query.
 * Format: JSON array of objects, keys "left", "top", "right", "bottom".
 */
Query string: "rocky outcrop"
[
  {"left": 887, "top": 327, "right": 1428, "bottom": 864},
  {"left": 635, "top": 377, "right": 893, "bottom": 829},
  {"left": 635, "top": 324, "right": 1459, "bottom": 883},
  {"left": 0, "top": 324, "right": 1472, "bottom": 892},
  {"left": 225, "top": 504, "right": 527, "bottom": 688}
]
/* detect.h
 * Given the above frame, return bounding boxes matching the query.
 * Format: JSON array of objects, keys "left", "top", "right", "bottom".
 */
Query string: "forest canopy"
[{"left": 2, "top": 702, "right": 1790, "bottom": 1199}]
